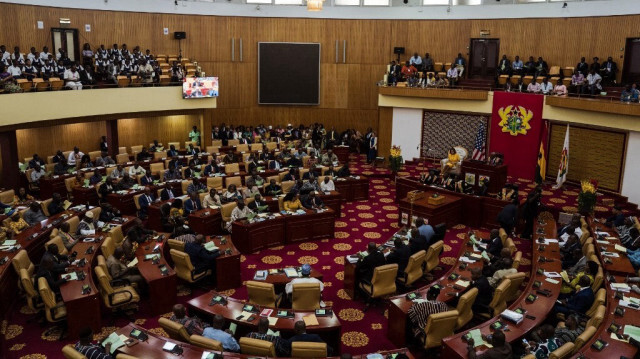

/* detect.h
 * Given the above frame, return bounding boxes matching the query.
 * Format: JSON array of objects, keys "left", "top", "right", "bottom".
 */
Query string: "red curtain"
[{"left": 489, "top": 92, "right": 545, "bottom": 180}]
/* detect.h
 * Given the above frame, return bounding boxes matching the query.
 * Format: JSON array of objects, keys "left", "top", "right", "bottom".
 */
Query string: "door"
[
  {"left": 51, "top": 28, "right": 79, "bottom": 62},
  {"left": 623, "top": 38, "right": 640, "bottom": 83},
  {"left": 469, "top": 38, "right": 500, "bottom": 79}
]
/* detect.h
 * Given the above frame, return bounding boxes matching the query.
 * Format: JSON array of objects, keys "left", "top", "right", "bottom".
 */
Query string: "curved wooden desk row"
[
  {"left": 442, "top": 218, "right": 561, "bottom": 358},
  {"left": 232, "top": 209, "right": 336, "bottom": 254},
  {"left": 386, "top": 230, "right": 490, "bottom": 347},
  {"left": 587, "top": 218, "right": 636, "bottom": 276},
  {"left": 113, "top": 323, "right": 410, "bottom": 359},
  {"left": 395, "top": 177, "right": 510, "bottom": 229}
]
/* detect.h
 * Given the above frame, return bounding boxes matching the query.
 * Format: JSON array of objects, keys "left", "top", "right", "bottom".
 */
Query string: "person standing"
[
  {"left": 367, "top": 132, "right": 377, "bottom": 164},
  {"left": 189, "top": 125, "right": 201, "bottom": 146}
]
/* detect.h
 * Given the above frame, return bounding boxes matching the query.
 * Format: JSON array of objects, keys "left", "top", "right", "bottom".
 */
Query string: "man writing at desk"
[{"left": 185, "top": 234, "right": 220, "bottom": 281}]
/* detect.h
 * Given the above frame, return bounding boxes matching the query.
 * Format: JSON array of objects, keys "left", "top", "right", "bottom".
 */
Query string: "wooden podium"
[{"left": 460, "top": 160, "right": 507, "bottom": 194}]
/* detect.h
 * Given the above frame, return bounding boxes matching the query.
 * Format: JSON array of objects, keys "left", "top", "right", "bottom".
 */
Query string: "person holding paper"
[
  {"left": 107, "top": 247, "right": 145, "bottom": 290},
  {"left": 484, "top": 229, "right": 504, "bottom": 258},
  {"left": 248, "top": 194, "right": 269, "bottom": 214},
  {"left": 202, "top": 314, "right": 240, "bottom": 352},
  {"left": 185, "top": 234, "right": 220, "bottom": 277},
  {"left": 484, "top": 248, "right": 512, "bottom": 278},
  {"left": 48, "top": 192, "right": 66, "bottom": 216},
  {"left": 467, "top": 329, "right": 512, "bottom": 359},
  {"left": 407, "top": 286, "right": 449, "bottom": 337},
  {"left": 245, "top": 317, "right": 291, "bottom": 357},
  {"left": 74, "top": 327, "right": 115, "bottom": 359},
  {"left": 559, "top": 260, "right": 598, "bottom": 298}
]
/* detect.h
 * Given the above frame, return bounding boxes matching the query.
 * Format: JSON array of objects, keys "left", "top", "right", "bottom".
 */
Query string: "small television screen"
[{"left": 182, "top": 77, "right": 219, "bottom": 99}]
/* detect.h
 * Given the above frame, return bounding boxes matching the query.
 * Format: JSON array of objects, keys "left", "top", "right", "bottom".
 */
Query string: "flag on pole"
[
  {"left": 535, "top": 120, "right": 549, "bottom": 184},
  {"left": 553, "top": 124, "right": 570, "bottom": 189},
  {"left": 471, "top": 122, "right": 486, "bottom": 161}
]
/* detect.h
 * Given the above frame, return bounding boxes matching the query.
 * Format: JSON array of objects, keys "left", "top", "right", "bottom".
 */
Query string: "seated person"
[
  {"left": 386, "top": 237, "right": 411, "bottom": 277},
  {"left": 223, "top": 151, "right": 237, "bottom": 164},
  {"left": 89, "top": 169, "right": 103, "bottom": 185},
  {"left": 170, "top": 304, "right": 207, "bottom": 336},
  {"left": 489, "top": 153, "right": 504, "bottom": 166},
  {"left": 23, "top": 202, "right": 47, "bottom": 226},
  {"left": 53, "top": 157, "right": 70, "bottom": 175},
  {"left": 282, "top": 169, "right": 297, "bottom": 182},
  {"left": 484, "top": 229, "right": 504, "bottom": 258},
  {"left": 187, "top": 178, "right": 207, "bottom": 194},
  {"left": 530, "top": 314, "right": 584, "bottom": 347},
  {"left": 407, "top": 286, "right": 449, "bottom": 338},
  {"left": 487, "top": 258, "right": 516, "bottom": 287},
  {"left": 455, "top": 179, "right": 474, "bottom": 194},
  {"left": 202, "top": 314, "right": 240, "bottom": 352},
  {"left": 421, "top": 169, "right": 439, "bottom": 185},
  {"left": 553, "top": 78, "right": 567, "bottom": 96},
  {"left": 560, "top": 260, "right": 598, "bottom": 298},
  {"left": 603, "top": 205, "right": 624, "bottom": 228},
  {"left": 164, "top": 163, "right": 182, "bottom": 181},
  {"left": 285, "top": 264, "right": 324, "bottom": 300},
  {"left": 28, "top": 154, "right": 46, "bottom": 169},
  {"left": 128, "top": 162, "right": 145, "bottom": 177},
  {"left": 203, "top": 160, "right": 221, "bottom": 176},
  {"left": 408, "top": 228, "right": 428, "bottom": 255},
  {"left": 289, "top": 320, "right": 331, "bottom": 355},
  {"left": 320, "top": 176, "right": 335, "bottom": 192},
  {"left": 264, "top": 179, "right": 282, "bottom": 196},
  {"left": 323, "top": 164, "right": 337, "bottom": 177},
  {"left": 320, "top": 149, "right": 338, "bottom": 166},
  {"left": 221, "top": 184, "right": 243, "bottom": 203},
  {"left": 109, "top": 165, "right": 125, "bottom": 179},
  {"left": 6, "top": 212, "right": 29, "bottom": 234},
  {"left": 159, "top": 183, "right": 177, "bottom": 201},
  {"left": 184, "top": 191, "right": 203, "bottom": 215},
  {"left": 107, "top": 247, "right": 145, "bottom": 289},
  {"left": 167, "top": 145, "right": 179, "bottom": 157},
  {"left": 77, "top": 211, "right": 97, "bottom": 235},
  {"left": 552, "top": 276, "right": 595, "bottom": 316},
  {"left": 245, "top": 317, "right": 291, "bottom": 357},
  {"left": 527, "top": 78, "right": 542, "bottom": 94},
  {"left": 40, "top": 243, "right": 70, "bottom": 276},
  {"left": 442, "top": 147, "right": 460, "bottom": 178},
  {"left": 203, "top": 188, "right": 222, "bottom": 208},
  {"left": 99, "top": 177, "right": 116, "bottom": 200},
  {"left": 184, "top": 234, "right": 220, "bottom": 276},
  {"left": 524, "top": 324, "right": 563, "bottom": 359},
  {"left": 226, "top": 199, "right": 253, "bottom": 232},
  {"left": 30, "top": 163, "right": 46, "bottom": 185},
  {"left": 57, "top": 221, "right": 78, "bottom": 251},
  {"left": 149, "top": 140, "right": 163, "bottom": 152},
  {"left": 14, "top": 187, "right": 34, "bottom": 203},
  {"left": 74, "top": 327, "right": 115, "bottom": 359},
  {"left": 136, "top": 147, "right": 153, "bottom": 161},
  {"left": 48, "top": 192, "right": 66, "bottom": 216},
  {"left": 116, "top": 173, "right": 136, "bottom": 190},
  {"left": 137, "top": 187, "right": 155, "bottom": 218},
  {"left": 443, "top": 174, "right": 457, "bottom": 191},
  {"left": 248, "top": 194, "right": 268, "bottom": 213},
  {"left": 140, "top": 170, "right": 155, "bottom": 186},
  {"left": 497, "top": 183, "right": 518, "bottom": 201},
  {"left": 483, "top": 248, "right": 512, "bottom": 278},
  {"left": 460, "top": 267, "right": 493, "bottom": 316},
  {"left": 269, "top": 157, "right": 284, "bottom": 170},
  {"left": 467, "top": 329, "right": 512, "bottom": 359},
  {"left": 283, "top": 192, "right": 303, "bottom": 211},
  {"left": 356, "top": 242, "right": 386, "bottom": 285},
  {"left": 184, "top": 163, "right": 202, "bottom": 179}
]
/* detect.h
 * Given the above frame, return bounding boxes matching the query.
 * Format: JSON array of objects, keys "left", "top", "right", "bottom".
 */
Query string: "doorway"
[
  {"left": 51, "top": 28, "right": 79, "bottom": 62},
  {"left": 623, "top": 38, "right": 640, "bottom": 84},
  {"left": 468, "top": 38, "right": 499, "bottom": 79}
]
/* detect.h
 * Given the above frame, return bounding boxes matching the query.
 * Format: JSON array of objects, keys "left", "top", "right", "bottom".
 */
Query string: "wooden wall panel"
[
  {"left": 547, "top": 123, "right": 626, "bottom": 191},
  {"left": 117, "top": 115, "right": 201, "bottom": 149},
  {"left": 16, "top": 122, "right": 108, "bottom": 162},
  {"left": 377, "top": 107, "right": 393, "bottom": 159}
]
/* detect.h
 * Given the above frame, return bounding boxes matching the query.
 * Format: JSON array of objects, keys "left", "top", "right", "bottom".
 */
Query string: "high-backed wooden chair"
[
  {"left": 291, "top": 342, "right": 328, "bottom": 358},
  {"left": 239, "top": 337, "right": 275, "bottom": 356},
  {"left": 292, "top": 282, "right": 322, "bottom": 310},
  {"left": 455, "top": 287, "right": 478, "bottom": 329},
  {"left": 246, "top": 281, "right": 282, "bottom": 308},
  {"left": 422, "top": 310, "right": 458, "bottom": 349},
  {"left": 398, "top": 250, "right": 426, "bottom": 288}
]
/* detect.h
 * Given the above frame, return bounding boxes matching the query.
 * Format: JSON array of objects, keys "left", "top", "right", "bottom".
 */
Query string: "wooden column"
[
  {"left": 0, "top": 131, "right": 19, "bottom": 190},
  {"left": 106, "top": 119, "right": 119, "bottom": 157},
  {"left": 200, "top": 110, "right": 211, "bottom": 148},
  {"left": 377, "top": 107, "right": 394, "bottom": 158}
]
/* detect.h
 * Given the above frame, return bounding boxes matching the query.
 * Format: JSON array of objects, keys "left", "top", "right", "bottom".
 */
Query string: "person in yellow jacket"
[
  {"left": 283, "top": 192, "right": 303, "bottom": 211},
  {"left": 442, "top": 147, "right": 460, "bottom": 177}
]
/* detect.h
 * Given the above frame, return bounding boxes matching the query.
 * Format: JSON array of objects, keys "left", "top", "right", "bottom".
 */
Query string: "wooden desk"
[
  {"left": 72, "top": 186, "right": 100, "bottom": 206},
  {"left": 108, "top": 189, "right": 144, "bottom": 215},
  {"left": 460, "top": 161, "right": 508, "bottom": 194},
  {"left": 442, "top": 218, "right": 560, "bottom": 359},
  {"left": 334, "top": 176, "right": 369, "bottom": 202},
  {"left": 135, "top": 235, "right": 177, "bottom": 316},
  {"left": 398, "top": 192, "right": 463, "bottom": 228},
  {"left": 187, "top": 292, "right": 342, "bottom": 352},
  {"left": 263, "top": 191, "right": 343, "bottom": 218},
  {"left": 285, "top": 209, "right": 335, "bottom": 244},
  {"left": 232, "top": 216, "right": 287, "bottom": 254},
  {"left": 260, "top": 267, "right": 323, "bottom": 295},
  {"left": 589, "top": 218, "right": 637, "bottom": 276},
  {"left": 188, "top": 208, "right": 223, "bottom": 236},
  {"left": 386, "top": 231, "right": 489, "bottom": 347},
  {"left": 40, "top": 175, "right": 72, "bottom": 199},
  {"left": 333, "top": 146, "right": 350, "bottom": 163},
  {"left": 571, "top": 275, "right": 639, "bottom": 359},
  {"left": 209, "top": 235, "right": 242, "bottom": 290}
]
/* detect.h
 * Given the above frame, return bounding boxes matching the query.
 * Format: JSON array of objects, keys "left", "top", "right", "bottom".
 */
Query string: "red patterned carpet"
[{"left": 4, "top": 153, "right": 628, "bottom": 358}]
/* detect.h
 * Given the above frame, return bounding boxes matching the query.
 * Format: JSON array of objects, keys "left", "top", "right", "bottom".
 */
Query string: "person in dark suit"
[
  {"left": 184, "top": 234, "right": 220, "bottom": 275},
  {"left": 203, "top": 161, "right": 220, "bottom": 176},
  {"left": 356, "top": 242, "right": 386, "bottom": 284},
  {"left": 160, "top": 183, "right": 176, "bottom": 201},
  {"left": 167, "top": 145, "right": 179, "bottom": 157},
  {"left": 604, "top": 205, "right": 625, "bottom": 228},
  {"left": 248, "top": 194, "right": 269, "bottom": 213},
  {"left": 408, "top": 228, "right": 428, "bottom": 255},
  {"left": 460, "top": 267, "right": 494, "bottom": 315},
  {"left": 40, "top": 243, "right": 70, "bottom": 277},
  {"left": 282, "top": 169, "right": 297, "bottom": 182},
  {"left": 497, "top": 199, "right": 518, "bottom": 235},
  {"left": 302, "top": 191, "right": 324, "bottom": 210},
  {"left": 576, "top": 57, "right": 589, "bottom": 76},
  {"left": 47, "top": 192, "right": 66, "bottom": 216},
  {"left": 140, "top": 170, "right": 155, "bottom": 186},
  {"left": 184, "top": 191, "right": 202, "bottom": 215},
  {"left": 35, "top": 254, "right": 68, "bottom": 293},
  {"left": 264, "top": 179, "right": 282, "bottom": 196},
  {"left": 386, "top": 237, "right": 411, "bottom": 277},
  {"left": 269, "top": 158, "right": 283, "bottom": 171},
  {"left": 137, "top": 187, "right": 155, "bottom": 218},
  {"left": 485, "top": 229, "right": 504, "bottom": 258},
  {"left": 521, "top": 186, "right": 542, "bottom": 239},
  {"left": 289, "top": 321, "right": 332, "bottom": 355},
  {"left": 553, "top": 276, "right": 595, "bottom": 316},
  {"left": 98, "top": 178, "right": 115, "bottom": 202}
]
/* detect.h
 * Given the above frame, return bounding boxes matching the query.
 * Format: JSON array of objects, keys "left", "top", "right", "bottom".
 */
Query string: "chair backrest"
[
  {"left": 167, "top": 239, "right": 186, "bottom": 252},
  {"left": 20, "top": 268, "right": 40, "bottom": 308},
  {"left": 116, "top": 153, "right": 130, "bottom": 164},
  {"left": 424, "top": 310, "right": 459, "bottom": 349},
  {"left": 225, "top": 163, "right": 240, "bottom": 174},
  {"left": 158, "top": 317, "right": 192, "bottom": 342},
  {"left": 65, "top": 216, "right": 80, "bottom": 234},
  {"left": 97, "top": 255, "right": 112, "bottom": 282},
  {"left": 170, "top": 249, "right": 196, "bottom": 281},
  {"left": 584, "top": 243, "right": 595, "bottom": 259},
  {"left": 504, "top": 272, "right": 526, "bottom": 302},
  {"left": 573, "top": 326, "right": 597, "bottom": 354},
  {"left": 239, "top": 337, "right": 276, "bottom": 356},
  {"left": 221, "top": 202, "right": 237, "bottom": 222},
  {"left": 425, "top": 240, "right": 443, "bottom": 272},
  {"left": 489, "top": 278, "right": 511, "bottom": 315},
  {"left": 246, "top": 281, "right": 278, "bottom": 307},
  {"left": 498, "top": 228, "right": 508, "bottom": 245},
  {"left": 40, "top": 198, "right": 53, "bottom": 216},
  {"left": 404, "top": 250, "right": 426, "bottom": 286},
  {"left": 504, "top": 237, "right": 516, "bottom": 254},
  {"left": 62, "top": 344, "right": 88, "bottom": 359},
  {"left": 12, "top": 249, "right": 35, "bottom": 278},
  {"left": 226, "top": 176, "right": 242, "bottom": 188},
  {"left": 591, "top": 265, "right": 603, "bottom": 291},
  {"left": 291, "top": 342, "right": 328, "bottom": 358},
  {"left": 455, "top": 287, "right": 478, "bottom": 329},
  {"left": 281, "top": 180, "right": 295, "bottom": 194},
  {"left": 46, "top": 236, "right": 69, "bottom": 256},
  {"left": 586, "top": 288, "right": 606, "bottom": 317},
  {"left": 38, "top": 276, "right": 65, "bottom": 323},
  {"left": 94, "top": 265, "right": 115, "bottom": 298},
  {"left": 549, "top": 342, "right": 574, "bottom": 359},
  {"left": 109, "top": 226, "right": 125, "bottom": 245},
  {"left": 190, "top": 335, "right": 223, "bottom": 351},
  {"left": 0, "top": 189, "right": 15, "bottom": 204},
  {"left": 236, "top": 144, "right": 249, "bottom": 153},
  {"left": 149, "top": 162, "right": 164, "bottom": 176},
  {"left": 292, "top": 282, "right": 322, "bottom": 310},
  {"left": 227, "top": 139, "right": 239, "bottom": 146},
  {"left": 133, "top": 194, "right": 142, "bottom": 210},
  {"left": 512, "top": 251, "right": 522, "bottom": 269},
  {"left": 207, "top": 177, "right": 223, "bottom": 190},
  {"left": 101, "top": 236, "right": 116, "bottom": 259},
  {"left": 370, "top": 263, "right": 398, "bottom": 298},
  {"left": 585, "top": 304, "right": 606, "bottom": 328}
]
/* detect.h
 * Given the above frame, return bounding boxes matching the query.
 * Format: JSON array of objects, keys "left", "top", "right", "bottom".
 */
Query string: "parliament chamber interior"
[{"left": 1, "top": 0, "right": 640, "bottom": 358}]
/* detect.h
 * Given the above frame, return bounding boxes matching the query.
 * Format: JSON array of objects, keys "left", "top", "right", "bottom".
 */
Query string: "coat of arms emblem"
[{"left": 497, "top": 105, "right": 533, "bottom": 136}]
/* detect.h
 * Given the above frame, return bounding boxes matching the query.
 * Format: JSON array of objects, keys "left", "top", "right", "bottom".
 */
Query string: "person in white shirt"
[
  {"left": 226, "top": 199, "right": 254, "bottom": 232},
  {"left": 320, "top": 176, "right": 335, "bottom": 192},
  {"left": 128, "top": 162, "right": 146, "bottom": 177},
  {"left": 0, "top": 45, "right": 10, "bottom": 62},
  {"left": 10, "top": 47, "right": 24, "bottom": 64},
  {"left": 446, "top": 67, "right": 458, "bottom": 87},
  {"left": 585, "top": 70, "right": 602, "bottom": 95},
  {"left": 27, "top": 47, "right": 39, "bottom": 63},
  {"left": 30, "top": 164, "right": 46, "bottom": 184},
  {"left": 7, "top": 60, "right": 22, "bottom": 78},
  {"left": 527, "top": 80, "right": 542, "bottom": 94},
  {"left": 285, "top": 264, "right": 325, "bottom": 307},
  {"left": 409, "top": 53, "right": 422, "bottom": 70},
  {"left": 39, "top": 46, "right": 51, "bottom": 62},
  {"left": 64, "top": 64, "right": 83, "bottom": 90},
  {"left": 540, "top": 77, "right": 553, "bottom": 95},
  {"left": 68, "top": 147, "right": 84, "bottom": 166}
]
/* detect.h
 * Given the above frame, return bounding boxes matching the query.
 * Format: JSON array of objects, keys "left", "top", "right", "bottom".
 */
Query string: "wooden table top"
[
  {"left": 399, "top": 191, "right": 463, "bottom": 210},
  {"left": 588, "top": 218, "right": 637, "bottom": 276}
]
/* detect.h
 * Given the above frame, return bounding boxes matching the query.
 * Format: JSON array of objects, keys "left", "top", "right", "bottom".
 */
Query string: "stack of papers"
[
  {"left": 163, "top": 342, "right": 177, "bottom": 351},
  {"left": 303, "top": 314, "right": 319, "bottom": 326},
  {"left": 455, "top": 280, "right": 470, "bottom": 288},
  {"left": 544, "top": 272, "right": 562, "bottom": 278},
  {"left": 595, "top": 231, "right": 610, "bottom": 236},
  {"left": 501, "top": 309, "right": 524, "bottom": 324},
  {"left": 467, "top": 329, "right": 490, "bottom": 348},
  {"left": 460, "top": 257, "right": 476, "bottom": 264},
  {"left": 63, "top": 272, "right": 79, "bottom": 281},
  {"left": 201, "top": 351, "right": 217, "bottom": 359},
  {"left": 284, "top": 268, "right": 299, "bottom": 278},
  {"left": 204, "top": 242, "right": 219, "bottom": 252},
  {"left": 614, "top": 244, "right": 628, "bottom": 253},
  {"left": 253, "top": 270, "right": 267, "bottom": 281},
  {"left": 127, "top": 258, "right": 139, "bottom": 268},
  {"left": 611, "top": 283, "right": 631, "bottom": 292},
  {"left": 602, "top": 251, "right": 620, "bottom": 258},
  {"left": 347, "top": 256, "right": 359, "bottom": 264},
  {"left": 624, "top": 325, "right": 640, "bottom": 341}
]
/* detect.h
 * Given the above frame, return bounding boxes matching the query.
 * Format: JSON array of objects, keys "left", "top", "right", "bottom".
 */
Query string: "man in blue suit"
[
  {"left": 140, "top": 169, "right": 155, "bottom": 186},
  {"left": 184, "top": 191, "right": 202, "bottom": 215},
  {"left": 553, "top": 276, "right": 595, "bottom": 316},
  {"left": 184, "top": 234, "right": 220, "bottom": 276},
  {"left": 137, "top": 187, "right": 155, "bottom": 219}
]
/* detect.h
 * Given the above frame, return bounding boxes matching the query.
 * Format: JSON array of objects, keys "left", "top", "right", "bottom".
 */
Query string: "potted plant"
[
  {"left": 577, "top": 179, "right": 597, "bottom": 215},
  {"left": 389, "top": 145, "right": 403, "bottom": 180}
]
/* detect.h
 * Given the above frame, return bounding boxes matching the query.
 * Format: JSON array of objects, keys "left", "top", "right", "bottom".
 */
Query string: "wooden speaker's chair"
[
  {"left": 170, "top": 249, "right": 211, "bottom": 284},
  {"left": 94, "top": 266, "right": 140, "bottom": 315},
  {"left": 549, "top": 342, "right": 574, "bottom": 359},
  {"left": 246, "top": 281, "right": 282, "bottom": 308},
  {"left": 358, "top": 263, "right": 398, "bottom": 310},
  {"left": 291, "top": 342, "right": 328, "bottom": 358},
  {"left": 455, "top": 287, "right": 478, "bottom": 329},
  {"left": 292, "top": 282, "right": 322, "bottom": 310},
  {"left": 398, "top": 250, "right": 426, "bottom": 288},
  {"left": 62, "top": 344, "right": 87, "bottom": 359},
  {"left": 239, "top": 337, "right": 276, "bottom": 356},
  {"left": 38, "top": 276, "right": 67, "bottom": 340},
  {"left": 422, "top": 310, "right": 459, "bottom": 349},
  {"left": 440, "top": 146, "right": 467, "bottom": 175}
]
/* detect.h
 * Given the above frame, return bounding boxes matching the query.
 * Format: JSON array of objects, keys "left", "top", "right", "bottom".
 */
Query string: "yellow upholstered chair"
[
  {"left": 512, "top": 251, "right": 522, "bottom": 270},
  {"left": 504, "top": 272, "right": 526, "bottom": 302},
  {"left": 221, "top": 202, "right": 237, "bottom": 225},
  {"left": 190, "top": 334, "right": 224, "bottom": 351},
  {"left": 498, "top": 228, "right": 508, "bottom": 244},
  {"left": 424, "top": 240, "right": 443, "bottom": 275},
  {"left": 586, "top": 288, "right": 606, "bottom": 317},
  {"left": 94, "top": 266, "right": 140, "bottom": 312},
  {"left": 573, "top": 326, "right": 596, "bottom": 354},
  {"left": 291, "top": 342, "right": 328, "bottom": 358},
  {"left": 167, "top": 239, "right": 186, "bottom": 252},
  {"left": 247, "top": 281, "right": 282, "bottom": 308},
  {"left": 236, "top": 144, "right": 249, "bottom": 153},
  {"left": 358, "top": 264, "right": 398, "bottom": 309},
  {"left": 398, "top": 250, "right": 426, "bottom": 288},
  {"left": 585, "top": 305, "right": 606, "bottom": 328},
  {"left": 159, "top": 317, "right": 191, "bottom": 342},
  {"left": 562, "top": 67, "right": 575, "bottom": 77},
  {"left": 480, "top": 278, "right": 510, "bottom": 318},
  {"left": 116, "top": 355, "right": 139, "bottom": 359},
  {"left": 239, "top": 337, "right": 276, "bottom": 356},
  {"left": 45, "top": 236, "right": 69, "bottom": 256},
  {"left": 12, "top": 249, "right": 35, "bottom": 280},
  {"left": 109, "top": 226, "right": 125, "bottom": 245},
  {"left": 116, "top": 153, "right": 130, "bottom": 164},
  {"left": 0, "top": 189, "right": 15, "bottom": 205},
  {"left": 549, "top": 342, "right": 574, "bottom": 359},
  {"left": 149, "top": 162, "right": 165, "bottom": 177},
  {"left": 584, "top": 244, "right": 595, "bottom": 260},
  {"left": 281, "top": 180, "right": 295, "bottom": 194},
  {"left": 292, "top": 282, "right": 322, "bottom": 310},
  {"left": 227, "top": 139, "right": 239, "bottom": 146},
  {"left": 40, "top": 198, "right": 53, "bottom": 216},
  {"left": 101, "top": 236, "right": 116, "bottom": 259},
  {"left": 455, "top": 287, "right": 478, "bottom": 329},
  {"left": 207, "top": 177, "right": 224, "bottom": 190},
  {"left": 170, "top": 249, "right": 210, "bottom": 283},
  {"left": 226, "top": 176, "right": 242, "bottom": 189},
  {"left": 591, "top": 265, "right": 604, "bottom": 291},
  {"left": 20, "top": 268, "right": 43, "bottom": 315},
  {"left": 65, "top": 216, "right": 80, "bottom": 235},
  {"left": 225, "top": 163, "right": 240, "bottom": 174},
  {"left": 62, "top": 344, "right": 87, "bottom": 359},
  {"left": 38, "top": 276, "right": 67, "bottom": 339},
  {"left": 422, "top": 310, "right": 458, "bottom": 349},
  {"left": 505, "top": 237, "right": 516, "bottom": 254}
]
